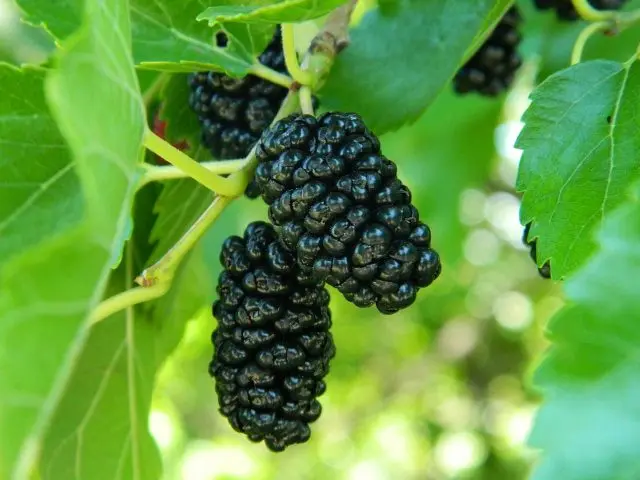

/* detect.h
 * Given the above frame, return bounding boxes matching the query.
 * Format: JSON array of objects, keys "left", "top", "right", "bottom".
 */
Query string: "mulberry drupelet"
[
  {"left": 453, "top": 7, "right": 522, "bottom": 96},
  {"left": 533, "top": 0, "right": 627, "bottom": 21},
  {"left": 188, "top": 28, "right": 288, "bottom": 196},
  {"left": 210, "top": 221, "right": 335, "bottom": 451},
  {"left": 522, "top": 223, "right": 551, "bottom": 279},
  {"left": 253, "top": 112, "right": 442, "bottom": 315}
]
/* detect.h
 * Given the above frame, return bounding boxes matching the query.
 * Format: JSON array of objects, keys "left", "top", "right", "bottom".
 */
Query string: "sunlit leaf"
[
  {"left": 197, "top": 0, "right": 347, "bottom": 25},
  {"left": 321, "top": 0, "right": 504, "bottom": 134},
  {"left": 15, "top": 0, "right": 255, "bottom": 74},
  {"left": 530, "top": 183, "right": 640, "bottom": 480},
  {"left": 0, "top": 0, "right": 144, "bottom": 475},
  {"left": 517, "top": 60, "right": 640, "bottom": 278},
  {"left": 0, "top": 65, "right": 82, "bottom": 260}
]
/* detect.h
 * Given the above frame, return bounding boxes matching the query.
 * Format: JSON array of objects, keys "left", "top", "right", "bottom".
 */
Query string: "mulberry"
[
  {"left": 188, "top": 28, "right": 287, "bottom": 197},
  {"left": 522, "top": 223, "right": 551, "bottom": 279},
  {"left": 210, "top": 221, "right": 335, "bottom": 451},
  {"left": 533, "top": 0, "right": 627, "bottom": 21},
  {"left": 454, "top": 7, "right": 522, "bottom": 96},
  {"left": 254, "top": 112, "right": 442, "bottom": 315}
]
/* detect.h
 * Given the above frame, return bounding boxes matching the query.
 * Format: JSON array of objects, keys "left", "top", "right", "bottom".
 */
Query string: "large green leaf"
[
  {"left": 197, "top": 0, "right": 347, "bottom": 24},
  {"left": 39, "top": 243, "right": 210, "bottom": 480},
  {"left": 0, "top": 65, "right": 82, "bottom": 260},
  {"left": 517, "top": 60, "right": 640, "bottom": 278},
  {"left": 529, "top": 184, "right": 640, "bottom": 480},
  {"left": 15, "top": 0, "right": 255, "bottom": 74},
  {"left": 321, "top": 0, "right": 503, "bottom": 134},
  {"left": 0, "top": 0, "right": 144, "bottom": 475}
]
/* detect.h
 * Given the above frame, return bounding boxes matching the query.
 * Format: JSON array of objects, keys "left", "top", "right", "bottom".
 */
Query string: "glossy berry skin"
[
  {"left": 210, "top": 221, "right": 335, "bottom": 452},
  {"left": 454, "top": 7, "right": 522, "bottom": 97},
  {"left": 188, "top": 28, "right": 287, "bottom": 197},
  {"left": 254, "top": 113, "right": 442, "bottom": 315},
  {"left": 522, "top": 223, "right": 551, "bottom": 279},
  {"left": 533, "top": 0, "right": 627, "bottom": 21}
]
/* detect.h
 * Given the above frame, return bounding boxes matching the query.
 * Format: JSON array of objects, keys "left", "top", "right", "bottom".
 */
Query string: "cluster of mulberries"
[
  {"left": 254, "top": 112, "right": 442, "bottom": 314},
  {"left": 188, "top": 28, "right": 288, "bottom": 196},
  {"left": 522, "top": 223, "right": 551, "bottom": 279},
  {"left": 454, "top": 7, "right": 522, "bottom": 96},
  {"left": 210, "top": 222, "right": 335, "bottom": 451},
  {"left": 533, "top": 0, "right": 627, "bottom": 21}
]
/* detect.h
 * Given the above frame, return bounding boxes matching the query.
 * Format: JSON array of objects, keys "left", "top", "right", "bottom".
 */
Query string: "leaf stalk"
[{"left": 143, "top": 129, "right": 240, "bottom": 196}]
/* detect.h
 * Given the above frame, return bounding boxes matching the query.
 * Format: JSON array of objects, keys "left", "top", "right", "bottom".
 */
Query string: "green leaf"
[
  {"left": 39, "top": 241, "right": 210, "bottom": 480},
  {"left": 15, "top": 0, "right": 83, "bottom": 41},
  {"left": 516, "top": 60, "right": 640, "bottom": 278},
  {"left": 529, "top": 184, "right": 640, "bottom": 480},
  {"left": 197, "top": 0, "right": 347, "bottom": 24},
  {"left": 15, "top": 0, "right": 254, "bottom": 74},
  {"left": 0, "top": 0, "right": 144, "bottom": 475},
  {"left": 130, "top": 0, "right": 252, "bottom": 74},
  {"left": 321, "top": 0, "right": 502, "bottom": 134},
  {"left": 0, "top": 65, "right": 82, "bottom": 260}
]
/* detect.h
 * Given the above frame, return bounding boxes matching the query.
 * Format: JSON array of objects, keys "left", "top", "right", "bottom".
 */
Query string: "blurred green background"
[{"left": 1, "top": 0, "right": 589, "bottom": 478}]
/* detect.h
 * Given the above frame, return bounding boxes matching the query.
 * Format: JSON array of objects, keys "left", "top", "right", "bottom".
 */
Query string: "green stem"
[
  {"left": 136, "top": 195, "right": 232, "bottom": 287},
  {"left": 571, "top": 21, "right": 609, "bottom": 64},
  {"left": 572, "top": 0, "right": 615, "bottom": 21},
  {"left": 282, "top": 23, "right": 314, "bottom": 86},
  {"left": 143, "top": 129, "right": 243, "bottom": 197},
  {"left": 90, "top": 283, "right": 169, "bottom": 324},
  {"left": 299, "top": 86, "right": 315, "bottom": 115},
  {"left": 571, "top": 0, "right": 640, "bottom": 26},
  {"left": 139, "top": 158, "right": 245, "bottom": 188},
  {"left": 249, "top": 63, "right": 294, "bottom": 89}
]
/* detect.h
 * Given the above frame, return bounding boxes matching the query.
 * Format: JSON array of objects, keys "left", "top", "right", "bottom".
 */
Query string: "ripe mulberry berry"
[
  {"left": 188, "top": 28, "right": 287, "bottom": 197},
  {"left": 253, "top": 113, "right": 442, "bottom": 315},
  {"left": 522, "top": 223, "right": 551, "bottom": 279},
  {"left": 533, "top": 0, "right": 627, "bottom": 21},
  {"left": 210, "top": 221, "right": 335, "bottom": 451},
  {"left": 454, "top": 7, "right": 522, "bottom": 96}
]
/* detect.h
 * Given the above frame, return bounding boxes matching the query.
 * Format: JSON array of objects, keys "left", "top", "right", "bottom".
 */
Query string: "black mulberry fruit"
[
  {"left": 188, "top": 28, "right": 288, "bottom": 197},
  {"left": 210, "top": 221, "right": 335, "bottom": 451},
  {"left": 522, "top": 223, "right": 551, "bottom": 279},
  {"left": 533, "top": 0, "right": 627, "bottom": 21},
  {"left": 454, "top": 7, "right": 522, "bottom": 96},
  {"left": 253, "top": 112, "right": 442, "bottom": 315}
]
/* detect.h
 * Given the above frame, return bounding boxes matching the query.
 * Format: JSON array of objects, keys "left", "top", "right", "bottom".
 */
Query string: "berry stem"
[
  {"left": 136, "top": 195, "right": 233, "bottom": 288},
  {"left": 299, "top": 86, "right": 315, "bottom": 115},
  {"left": 282, "top": 23, "right": 314, "bottom": 86},
  {"left": 571, "top": 21, "right": 610, "bottom": 64},
  {"left": 139, "top": 158, "right": 246, "bottom": 188},
  {"left": 143, "top": 129, "right": 240, "bottom": 197},
  {"left": 571, "top": 0, "right": 615, "bottom": 21},
  {"left": 90, "top": 283, "right": 169, "bottom": 324},
  {"left": 249, "top": 63, "right": 294, "bottom": 89},
  {"left": 321, "top": 0, "right": 357, "bottom": 50}
]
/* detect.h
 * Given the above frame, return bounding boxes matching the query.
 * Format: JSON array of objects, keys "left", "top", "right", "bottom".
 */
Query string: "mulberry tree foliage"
[{"left": 3, "top": 0, "right": 640, "bottom": 479}]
